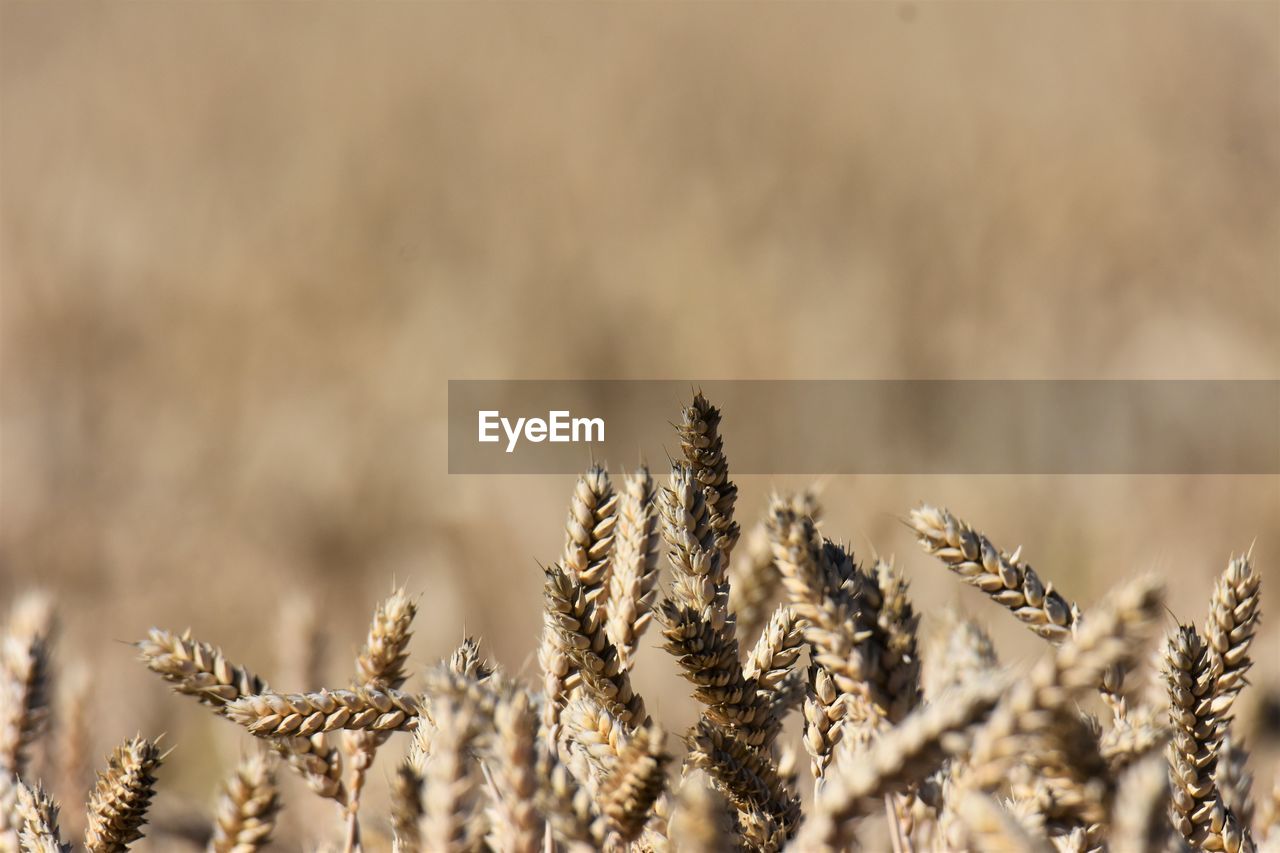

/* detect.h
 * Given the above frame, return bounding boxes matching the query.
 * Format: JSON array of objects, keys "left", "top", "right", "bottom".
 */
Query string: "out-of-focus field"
[{"left": 1, "top": 2, "right": 1277, "bottom": 847}]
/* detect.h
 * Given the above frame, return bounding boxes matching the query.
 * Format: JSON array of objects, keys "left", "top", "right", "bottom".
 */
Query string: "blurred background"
[{"left": 2, "top": 2, "right": 1277, "bottom": 848}]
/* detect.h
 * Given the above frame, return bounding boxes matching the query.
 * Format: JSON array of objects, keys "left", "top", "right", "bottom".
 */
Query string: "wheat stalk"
[{"left": 83, "top": 736, "right": 163, "bottom": 853}]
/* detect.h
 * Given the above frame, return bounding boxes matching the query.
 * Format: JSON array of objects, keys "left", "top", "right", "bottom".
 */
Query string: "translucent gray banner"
[{"left": 448, "top": 381, "right": 1279, "bottom": 474}]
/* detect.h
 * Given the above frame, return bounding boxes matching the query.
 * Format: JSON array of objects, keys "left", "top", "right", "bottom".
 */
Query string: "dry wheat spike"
[
  {"left": 909, "top": 504, "right": 1079, "bottom": 643},
  {"left": 15, "top": 780, "right": 71, "bottom": 853},
  {"left": 208, "top": 753, "right": 280, "bottom": 853},
  {"left": 137, "top": 628, "right": 344, "bottom": 801},
  {"left": 83, "top": 736, "right": 163, "bottom": 853},
  {"left": 605, "top": 466, "right": 661, "bottom": 673}
]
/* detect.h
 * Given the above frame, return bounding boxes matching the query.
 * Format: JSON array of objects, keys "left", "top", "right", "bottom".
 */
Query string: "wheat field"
[
  {"left": 2, "top": 3, "right": 1278, "bottom": 852},
  {"left": 0, "top": 392, "right": 1274, "bottom": 852}
]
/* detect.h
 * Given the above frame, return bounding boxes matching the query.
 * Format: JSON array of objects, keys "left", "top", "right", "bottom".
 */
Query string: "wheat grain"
[
  {"left": 208, "top": 753, "right": 280, "bottom": 853},
  {"left": 84, "top": 736, "right": 162, "bottom": 853}
]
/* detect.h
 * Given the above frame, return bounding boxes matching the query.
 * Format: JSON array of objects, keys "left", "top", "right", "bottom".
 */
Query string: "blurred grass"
[{"left": 1, "top": 2, "right": 1277, "bottom": 847}]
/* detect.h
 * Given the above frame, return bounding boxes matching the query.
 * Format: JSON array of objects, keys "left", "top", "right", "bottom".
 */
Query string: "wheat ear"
[
  {"left": 731, "top": 490, "right": 821, "bottom": 643},
  {"left": 226, "top": 687, "right": 421, "bottom": 736},
  {"left": 420, "top": 694, "right": 484, "bottom": 853},
  {"left": 1218, "top": 733, "right": 1255, "bottom": 836},
  {"left": 1164, "top": 624, "right": 1253, "bottom": 852},
  {"left": 659, "top": 460, "right": 784, "bottom": 747},
  {"left": 599, "top": 723, "right": 669, "bottom": 845},
  {"left": 209, "top": 753, "right": 280, "bottom": 853},
  {"left": 773, "top": 509, "right": 917, "bottom": 760},
  {"left": 390, "top": 721, "right": 429, "bottom": 853},
  {"left": 540, "top": 465, "right": 619, "bottom": 751},
  {"left": 54, "top": 663, "right": 90, "bottom": 837},
  {"left": 84, "top": 735, "right": 163, "bottom": 853},
  {"left": 742, "top": 604, "right": 805, "bottom": 698},
  {"left": 1205, "top": 554, "right": 1260, "bottom": 721},
  {"left": 487, "top": 689, "right": 542, "bottom": 853},
  {"left": 797, "top": 680, "right": 1006, "bottom": 852},
  {"left": 686, "top": 717, "right": 799, "bottom": 851},
  {"left": 961, "top": 575, "right": 1164, "bottom": 839},
  {"left": 605, "top": 466, "right": 660, "bottom": 672},
  {"left": 1, "top": 593, "right": 55, "bottom": 779},
  {"left": 924, "top": 613, "right": 999, "bottom": 699},
  {"left": 670, "top": 772, "right": 738, "bottom": 853},
  {"left": 1111, "top": 754, "right": 1173, "bottom": 853},
  {"left": 543, "top": 563, "right": 646, "bottom": 727},
  {"left": 677, "top": 392, "right": 740, "bottom": 567},
  {"left": 15, "top": 780, "right": 71, "bottom": 853},
  {"left": 909, "top": 505, "right": 1079, "bottom": 642},
  {"left": 137, "top": 628, "right": 344, "bottom": 801},
  {"left": 954, "top": 790, "right": 1053, "bottom": 853},
  {"left": 343, "top": 587, "right": 417, "bottom": 848}
]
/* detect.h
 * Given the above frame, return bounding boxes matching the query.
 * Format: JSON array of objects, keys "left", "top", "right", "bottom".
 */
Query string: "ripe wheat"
[{"left": 0, "top": 390, "right": 1270, "bottom": 853}]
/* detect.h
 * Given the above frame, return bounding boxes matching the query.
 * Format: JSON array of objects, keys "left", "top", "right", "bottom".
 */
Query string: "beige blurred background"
[{"left": 2, "top": 2, "right": 1278, "bottom": 848}]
